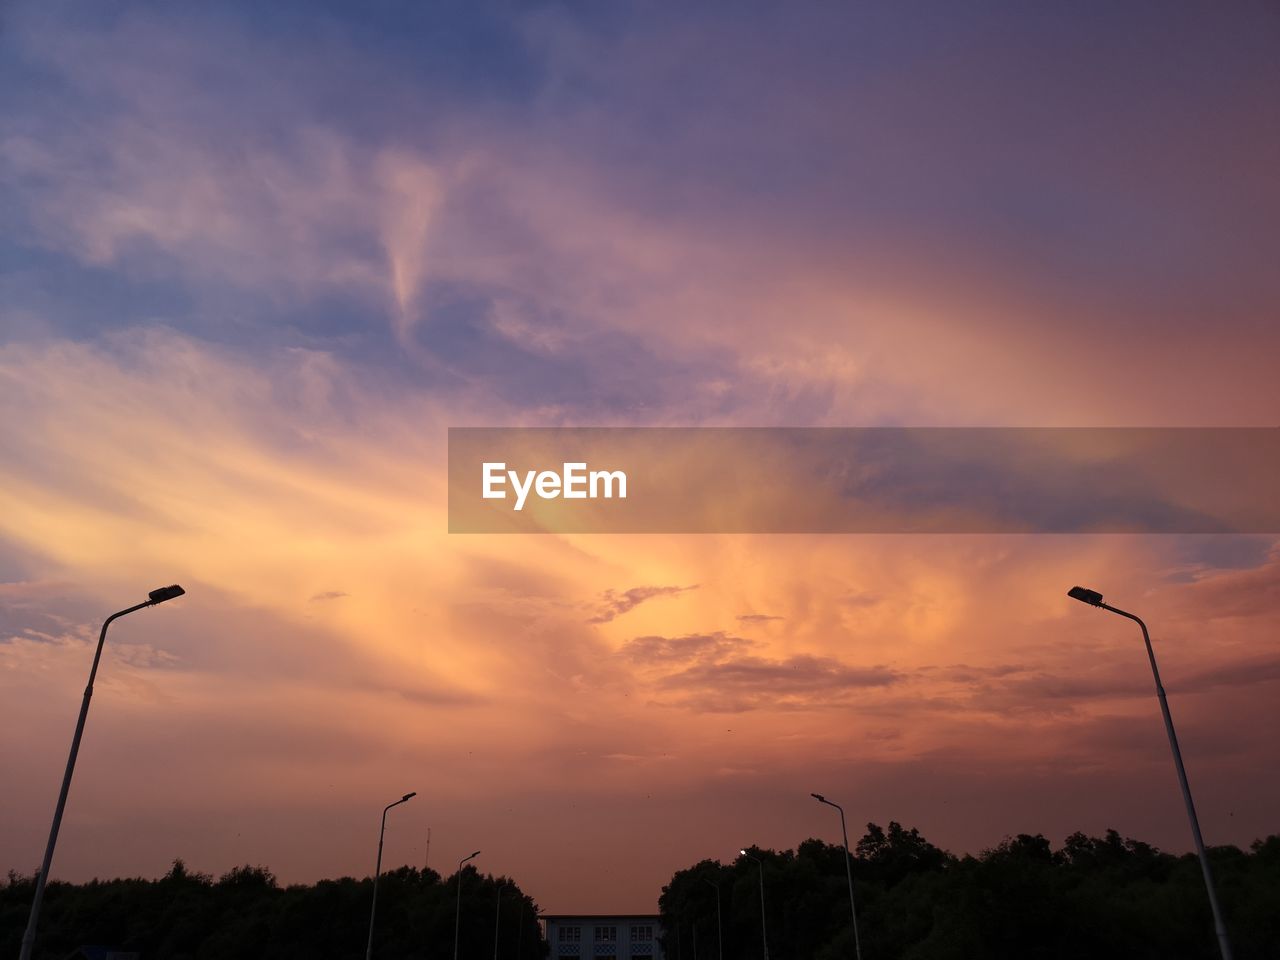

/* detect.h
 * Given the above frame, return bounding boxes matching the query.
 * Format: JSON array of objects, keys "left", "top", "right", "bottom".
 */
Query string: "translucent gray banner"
[{"left": 447, "top": 428, "right": 1280, "bottom": 533}]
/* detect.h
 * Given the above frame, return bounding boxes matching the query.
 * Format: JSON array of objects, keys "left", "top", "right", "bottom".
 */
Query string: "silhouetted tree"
[
  {"left": 0, "top": 862, "right": 548, "bottom": 960},
  {"left": 659, "top": 825, "right": 1278, "bottom": 960}
]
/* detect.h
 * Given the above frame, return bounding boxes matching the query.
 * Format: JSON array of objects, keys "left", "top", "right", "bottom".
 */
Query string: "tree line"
[
  {"left": 0, "top": 861, "right": 545, "bottom": 960},
  {"left": 4, "top": 824, "right": 1277, "bottom": 959},
  {"left": 659, "top": 824, "right": 1279, "bottom": 960}
]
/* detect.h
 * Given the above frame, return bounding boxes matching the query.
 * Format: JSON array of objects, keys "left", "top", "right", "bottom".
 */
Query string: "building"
[{"left": 542, "top": 915, "right": 665, "bottom": 960}]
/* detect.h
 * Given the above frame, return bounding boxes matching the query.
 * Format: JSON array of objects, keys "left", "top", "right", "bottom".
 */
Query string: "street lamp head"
[
  {"left": 1067, "top": 586, "right": 1104, "bottom": 606},
  {"left": 470, "top": 850, "right": 481, "bottom": 859},
  {"left": 402, "top": 792, "right": 417, "bottom": 802},
  {"left": 739, "top": 849, "right": 747, "bottom": 856},
  {"left": 810, "top": 793, "right": 825, "bottom": 802},
  {"left": 148, "top": 584, "right": 186, "bottom": 605}
]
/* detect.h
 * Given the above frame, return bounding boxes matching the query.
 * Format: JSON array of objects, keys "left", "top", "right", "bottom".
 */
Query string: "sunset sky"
[{"left": 2, "top": 2, "right": 1278, "bottom": 914}]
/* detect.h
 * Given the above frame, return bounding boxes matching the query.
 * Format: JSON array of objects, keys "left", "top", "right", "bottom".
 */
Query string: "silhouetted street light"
[
  {"left": 811, "top": 793, "right": 864, "bottom": 960},
  {"left": 1067, "top": 585, "right": 1234, "bottom": 960},
  {"left": 366, "top": 791, "right": 417, "bottom": 960},
  {"left": 740, "top": 850, "right": 769, "bottom": 960},
  {"left": 701, "top": 878, "right": 722, "bottom": 960},
  {"left": 20, "top": 585, "right": 186, "bottom": 960},
  {"left": 454, "top": 849, "right": 481, "bottom": 960},
  {"left": 493, "top": 878, "right": 508, "bottom": 960}
]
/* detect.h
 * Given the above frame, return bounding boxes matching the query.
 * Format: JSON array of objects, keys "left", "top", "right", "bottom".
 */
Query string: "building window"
[
  {"left": 559, "top": 927, "right": 582, "bottom": 942},
  {"left": 594, "top": 926, "right": 617, "bottom": 942},
  {"left": 631, "top": 926, "right": 653, "bottom": 942}
]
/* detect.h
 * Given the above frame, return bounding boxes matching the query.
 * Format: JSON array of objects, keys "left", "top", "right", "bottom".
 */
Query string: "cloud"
[
  {"left": 2, "top": 123, "right": 444, "bottom": 342},
  {"left": 619, "top": 631, "right": 900, "bottom": 712},
  {"left": 916, "top": 649, "right": 1280, "bottom": 715},
  {"left": 4, "top": 2, "right": 1279, "bottom": 437},
  {"left": 619, "top": 632, "right": 753, "bottom": 665},
  {"left": 993, "top": 671, "right": 1149, "bottom": 703},
  {"left": 929, "top": 663, "right": 1029, "bottom": 685},
  {"left": 309, "top": 591, "right": 348, "bottom": 602},
  {"left": 666, "top": 654, "right": 900, "bottom": 709},
  {"left": 1170, "top": 548, "right": 1280, "bottom": 620},
  {"left": 736, "top": 613, "right": 783, "bottom": 623},
  {"left": 588, "top": 584, "right": 697, "bottom": 624},
  {"left": 1181, "top": 655, "right": 1280, "bottom": 694}
]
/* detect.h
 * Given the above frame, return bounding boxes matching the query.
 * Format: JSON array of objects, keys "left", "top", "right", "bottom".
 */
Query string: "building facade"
[{"left": 541, "top": 915, "right": 665, "bottom": 960}]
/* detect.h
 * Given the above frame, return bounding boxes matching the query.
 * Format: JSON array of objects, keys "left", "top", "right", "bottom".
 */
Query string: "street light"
[
  {"left": 454, "top": 849, "right": 481, "bottom": 960},
  {"left": 493, "top": 878, "right": 508, "bottom": 960},
  {"left": 701, "top": 878, "right": 722, "bottom": 960},
  {"left": 20, "top": 585, "right": 186, "bottom": 960},
  {"left": 366, "top": 791, "right": 417, "bottom": 960},
  {"left": 739, "top": 850, "right": 769, "bottom": 960},
  {"left": 1067, "top": 586, "right": 1234, "bottom": 960},
  {"left": 811, "top": 793, "right": 864, "bottom": 960}
]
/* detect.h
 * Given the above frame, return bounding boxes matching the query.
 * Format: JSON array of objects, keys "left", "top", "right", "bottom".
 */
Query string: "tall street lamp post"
[
  {"left": 1068, "top": 586, "right": 1234, "bottom": 960},
  {"left": 811, "top": 793, "right": 864, "bottom": 960},
  {"left": 20, "top": 585, "right": 186, "bottom": 960},
  {"left": 739, "top": 850, "right": 769, "bottom": 960},
  {"left": 366, "top": 791, "right": 417, "bottom": 960},
  {"left": 454, "top": 849, "right": 481, "bottom": 960}
]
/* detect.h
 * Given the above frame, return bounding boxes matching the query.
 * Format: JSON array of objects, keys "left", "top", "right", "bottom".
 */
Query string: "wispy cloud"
[{"left": 589, "top": 584, "right": 698, "bottom": 624}]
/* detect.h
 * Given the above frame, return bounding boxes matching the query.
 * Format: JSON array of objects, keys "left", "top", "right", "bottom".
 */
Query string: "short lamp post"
[
  {"left": 454, "top": 850, "right": 481, "bottom": 960},
  {"left": 740, "top": 850, "right": 769, "bottom": 960},
  {"left": 701, "top": 878, "right": 722, "bottom": 960},
  {"left": 366, "top": 791, "right": 417, "bottom": 960},
  {"left": 493, "top": 878, "right": 508, "bottom": 960},
  {"left": 20, "top": 585, "right": 186, "bottom": 960},
  {"left": 1068, "top": 586, "right": 1233, "bottom": 960}
]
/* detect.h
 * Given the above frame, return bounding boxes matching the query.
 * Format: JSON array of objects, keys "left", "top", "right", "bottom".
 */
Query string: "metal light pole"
[
  {"left": 366, "top": 791, "right": 417, "bottom": 960},
  {"left": 454, "top": 849, "right": 481, "bottom": 960},
  {"left": 20, "top": 585, "right": 186, "bottom": 960},
  {"left": 811, "top": 793, "right": 864, "bottom": 960},
  {"left": 739, "top": 850, "right": 769, "bottom": 960},
  {"left": 493, "top": 878, "right": 507, "bottom": 960},
  {"left": 1068, "top": 586, "right": 1234, "bottom": 960},
  {"left": 701, "top": 878, "right": 722, "bottom": 960}
]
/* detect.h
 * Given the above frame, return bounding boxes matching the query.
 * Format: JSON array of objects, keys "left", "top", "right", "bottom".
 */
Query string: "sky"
[{"left": 1, "top": 0, "right": 1279, "bottom": 915}]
